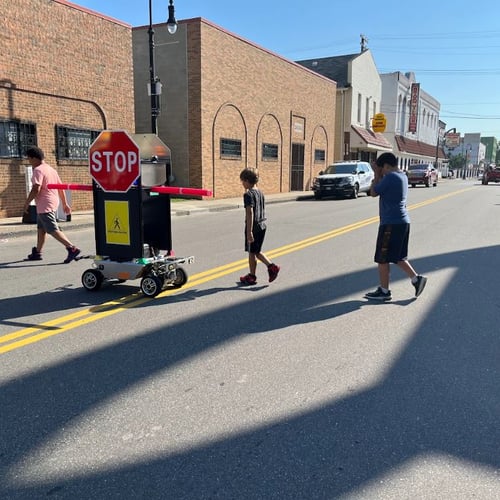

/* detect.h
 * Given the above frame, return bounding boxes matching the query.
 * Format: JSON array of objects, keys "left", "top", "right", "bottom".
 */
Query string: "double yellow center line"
[{"left": 0, "top": 187, "right": 474, "bottom": 355}]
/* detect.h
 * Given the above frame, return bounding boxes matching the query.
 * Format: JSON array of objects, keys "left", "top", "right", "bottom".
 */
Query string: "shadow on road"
[{"left": 0, "top": 245, "right": 499, "bottom": 498}]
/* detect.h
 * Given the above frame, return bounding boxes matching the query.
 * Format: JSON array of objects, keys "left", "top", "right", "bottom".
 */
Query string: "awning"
[
  {"left": 351, "top": 125, "right": 393, "bottom": 152},
  {"left": 395, "top": 135, "right": 446, "bottom": 159}
]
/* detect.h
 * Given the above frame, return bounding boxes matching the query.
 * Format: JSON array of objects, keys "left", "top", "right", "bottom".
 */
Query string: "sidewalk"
[{"left": 0, "top": 191, "right": 314, "bottom": 239}]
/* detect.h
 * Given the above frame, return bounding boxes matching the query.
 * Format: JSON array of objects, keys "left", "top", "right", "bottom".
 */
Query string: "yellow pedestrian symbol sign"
[{"left": 105, "top": 200, "right": 130, "bottom": 245}]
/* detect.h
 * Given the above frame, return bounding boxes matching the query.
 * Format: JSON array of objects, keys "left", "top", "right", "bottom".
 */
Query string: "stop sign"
[{"left": 89, "top": 130, "right": 140, "bottom": 192}]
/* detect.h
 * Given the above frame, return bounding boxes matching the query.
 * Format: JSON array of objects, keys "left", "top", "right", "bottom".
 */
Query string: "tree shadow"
[{"left": 0, "top": 245, "right": 499, "bottom": 498}]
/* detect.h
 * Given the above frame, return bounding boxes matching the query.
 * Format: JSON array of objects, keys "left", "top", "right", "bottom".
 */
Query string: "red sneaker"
[
  {"left": 268, "top": 264, "right": 280, "bottom": 283},
  {"left": 239, "top": 273, "right": 257, "bottom": 285},
  {"left": 64, "top": 246, "right": 81, "bottom": 264}
]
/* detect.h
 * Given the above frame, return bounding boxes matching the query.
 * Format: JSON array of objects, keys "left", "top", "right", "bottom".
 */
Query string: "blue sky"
[{"left": 71, "top": 0, "right": 500, "bottom": 138}]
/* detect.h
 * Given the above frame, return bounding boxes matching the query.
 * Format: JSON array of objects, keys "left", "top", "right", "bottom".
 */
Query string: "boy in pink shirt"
[{"left": 23, "top": 147, "right": 81, "bottom": 263}]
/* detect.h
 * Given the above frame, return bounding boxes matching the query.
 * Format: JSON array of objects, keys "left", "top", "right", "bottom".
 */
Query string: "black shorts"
[
  {"left": 244, "top": 226, "right": 266, "bottom": 254},
  {"left": 374, "top": 223, "right": 410, "bottom": 264}
]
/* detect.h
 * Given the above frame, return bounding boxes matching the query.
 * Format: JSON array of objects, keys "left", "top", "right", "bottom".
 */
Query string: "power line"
[
  {"left": 370, "top": 30, "right": 500, "bottom": 41},
  {"left": 378, "top": 67, "right": 500, "bottom": 75}
]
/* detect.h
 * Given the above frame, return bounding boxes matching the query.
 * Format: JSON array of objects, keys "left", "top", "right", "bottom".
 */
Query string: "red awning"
[
  {"left": 351, "top": 125, "right": 392, "bottom": 151},
  {"left": 395, "top": 135, "right": 446, "bottom": 159}
]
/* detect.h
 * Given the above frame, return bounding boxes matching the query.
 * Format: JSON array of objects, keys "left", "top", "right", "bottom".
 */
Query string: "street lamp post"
[
  {"left": 438, "top": 127, "right": 456, "bottom": 177},
  {"left": 148, "top": 0, "right": 177, "bottom": 135},
  {"left": 463, "top": 143, "right": 472, "bottom": 180}
]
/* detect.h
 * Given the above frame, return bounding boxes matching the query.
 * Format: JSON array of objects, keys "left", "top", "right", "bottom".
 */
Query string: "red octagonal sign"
[{"left": 89, "top": 130, "right": 140, "bottom": 192}]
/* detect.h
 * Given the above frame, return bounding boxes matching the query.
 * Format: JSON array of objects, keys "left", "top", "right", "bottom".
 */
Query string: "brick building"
[
  {"left": 0, "top": 0, "right": 134, "bottom": 218},
  {"left": 132, "top": 18, "right": 337, "bottom": 198}
]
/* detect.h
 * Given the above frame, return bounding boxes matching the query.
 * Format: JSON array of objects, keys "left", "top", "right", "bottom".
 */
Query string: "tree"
[{"left": 448, "top": 154, "right": 465, "bottom": 170}]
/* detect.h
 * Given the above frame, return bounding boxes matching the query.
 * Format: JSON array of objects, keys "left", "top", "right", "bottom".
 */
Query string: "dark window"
[
  {"left": 56, "top": 126, "right": 100, "bottom": 160},
  {"left": 220, "top": 138, "right": 242, "bottom": 158},
  {"left": 262, "top": 143, "right": 279, "bottom": 160},
  {"left": 314, "top": 149, "right": 325, "bottom": 162},
  {"left": 0, "top": 120, "right": 37, "bottom": 158}
]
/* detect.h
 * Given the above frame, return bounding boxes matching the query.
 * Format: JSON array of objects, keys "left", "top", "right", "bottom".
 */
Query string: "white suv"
[{"left": 312, "top": 161, "right": 374, "bottom": 200}]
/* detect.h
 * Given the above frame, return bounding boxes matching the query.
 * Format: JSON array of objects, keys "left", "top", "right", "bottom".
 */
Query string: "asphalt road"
[{"left": 1, "top": 179, "right": 499, "bottom": 499}]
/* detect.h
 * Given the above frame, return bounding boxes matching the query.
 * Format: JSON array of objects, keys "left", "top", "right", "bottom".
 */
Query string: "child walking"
[{"left": 239, "top": 168, "right": 280, "bottom": 285}]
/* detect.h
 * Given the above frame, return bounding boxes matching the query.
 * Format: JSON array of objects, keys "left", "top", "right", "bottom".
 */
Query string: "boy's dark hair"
[
  {"left": 240, "top": 168, "right": 258, "bottom": 185},
  {"left": 26, "top": 146, "right": 45, "bottom": 160},
  {"left": 375, "top": 152, "right": 397, "bottom": 168}
]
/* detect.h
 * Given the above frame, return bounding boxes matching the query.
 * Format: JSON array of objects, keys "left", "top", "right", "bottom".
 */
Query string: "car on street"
[
  {"left": 312, "top": 161, "right": 374, "bottom": 199},
  {"left": 481, "top": 165, "right": 500, "bottom": 185},
  {"left": 406, "top": 163, "right": 438, "bottom": 187}
]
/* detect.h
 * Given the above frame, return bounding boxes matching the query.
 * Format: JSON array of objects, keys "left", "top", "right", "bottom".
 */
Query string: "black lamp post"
[
  {"left": 148, "top": 0, "right": 177, "bottom": 135},
  {"left": 463, "top": 143, "right": 472, "bottom": 180},
  {"left": 438, "top": 127, "right": 457, "bottom": 177}
]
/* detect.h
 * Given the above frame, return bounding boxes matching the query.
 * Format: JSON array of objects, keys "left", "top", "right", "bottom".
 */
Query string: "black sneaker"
[
  {"left": 413, "top": 275, "right": 427, "bottom": 297},
  {"left": 26, "top": 246, "right": 42, "bottom": 261},
  {"left": 64, "top": 246, "right": 81, "bottom": 264},
  {"left": 365, "top": 287, "right": 392, "bottom": 301}
]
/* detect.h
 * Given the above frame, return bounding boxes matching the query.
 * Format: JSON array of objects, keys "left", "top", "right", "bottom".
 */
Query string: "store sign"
[
  {"left": 408, "top": 83, "right": 420, "bottom": 133},
  {"left": 444, "top": 132, "right": 461, "bottom": 148}
]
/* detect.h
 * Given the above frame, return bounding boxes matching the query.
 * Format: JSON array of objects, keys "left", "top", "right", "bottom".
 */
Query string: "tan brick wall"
[
  {"left": 0, "top": 0, "right": 134, "bottom": 217},
  {"left": 186, "top": 22, "right": 203, "bottom": 190},
  {"left": 196, "top": 20, "right": 336, "bottom": 198}
]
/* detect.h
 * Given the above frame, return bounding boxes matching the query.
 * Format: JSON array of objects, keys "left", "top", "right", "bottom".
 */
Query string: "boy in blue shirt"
[{"left": 365, "top": 152, "right": 427, "bottom": 301}]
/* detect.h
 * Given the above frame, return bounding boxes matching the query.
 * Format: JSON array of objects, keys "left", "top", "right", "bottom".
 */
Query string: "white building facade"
[
  {"left": 297, "top": 49, "right": 392, "bottom": 163},
  {"left": 380, "top": 71, "right": 445, "bottom": 169}
]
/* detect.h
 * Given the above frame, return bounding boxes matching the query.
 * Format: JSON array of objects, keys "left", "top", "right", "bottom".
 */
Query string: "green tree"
[{"left": 448, "top": 154, "right": 465, "bottom": 170}]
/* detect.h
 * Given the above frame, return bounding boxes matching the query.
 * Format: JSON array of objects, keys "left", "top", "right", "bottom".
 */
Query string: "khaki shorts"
[{"left": 37, "top": 211, "right": 60, "bottom": 234}]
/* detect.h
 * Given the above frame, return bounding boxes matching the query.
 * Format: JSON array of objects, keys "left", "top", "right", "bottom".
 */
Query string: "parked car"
[
  {"left": 312, "top": 161, "right": 374, "bottom": 200},
  {"left": 406, "top": 163, "right": 438, "bottom": 187},
  {"left": 482, "top": 165, "right": 500, "bottom": 184}
]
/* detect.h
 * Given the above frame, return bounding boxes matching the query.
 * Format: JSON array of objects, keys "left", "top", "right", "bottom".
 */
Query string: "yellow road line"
[{"left": 0, "top": 186, "right": 475, "bottom": 355}]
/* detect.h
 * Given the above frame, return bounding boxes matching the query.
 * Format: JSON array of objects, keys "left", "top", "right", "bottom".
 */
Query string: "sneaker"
[
  {"left": 364, "top": 287, "right": 392, "bottom": 301},
  {"left": 239, "top": 273, "right": 257, "bottom": 285},
  {"left": 64, "top": 246, "right": 81, "bottom": 264},
  {"left": 26, "top": 247, "right": 42, "bottom": 261},
  {"left": 268, "top": 263, "right": 280, "bottom": 283},
  {"left": 413, "top": 275, "right": 427, "bottom": 297}
]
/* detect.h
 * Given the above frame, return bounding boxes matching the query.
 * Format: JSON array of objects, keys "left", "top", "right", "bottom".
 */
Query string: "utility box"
[
  {"left": 131, "top": 133, "right": 172, "bottom": 187},
  {"left": 22, "top": 165, "right": 36, "bottom": 224}
]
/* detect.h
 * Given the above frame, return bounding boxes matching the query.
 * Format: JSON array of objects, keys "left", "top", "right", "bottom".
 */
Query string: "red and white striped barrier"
[
  {"left": 47, "top": 183, "right": 93, "bottom": 191},
  {"left": 47, "top": 184, "right": 212, "bottom": 197},
  {"left": 150, "top": 186, "right": 212, "bottom": 197}
]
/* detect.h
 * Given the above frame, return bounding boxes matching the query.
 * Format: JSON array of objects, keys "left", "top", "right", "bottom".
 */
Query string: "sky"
[{"left": 69, "top": 0, "right": 500, "bottom": 138}]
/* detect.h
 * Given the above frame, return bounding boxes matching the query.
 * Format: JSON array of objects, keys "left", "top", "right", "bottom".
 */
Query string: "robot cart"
[
  {"left": 49, "top": 131, "right": 212, "bottom": 298},
  {"left": 81, "top": 250, "right": 194, "bottom": 298}
]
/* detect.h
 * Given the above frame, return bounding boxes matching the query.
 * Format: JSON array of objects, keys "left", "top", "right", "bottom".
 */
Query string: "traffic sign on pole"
[
  {"left": 89, "top": 130, "right": 140, "bottom": 192},
  {"left": 371, "top": 113, "right": 387, "bottom": 133}
]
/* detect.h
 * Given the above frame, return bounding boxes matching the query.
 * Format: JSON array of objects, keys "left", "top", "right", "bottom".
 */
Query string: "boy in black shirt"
[{"left": 239, "top": 169, "right": 280, "bottom": 285}]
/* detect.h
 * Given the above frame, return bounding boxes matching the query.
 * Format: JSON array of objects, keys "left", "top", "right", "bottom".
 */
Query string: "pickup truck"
[{"left": 482, "top": 166, "right": 500, "bottom": 185}]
